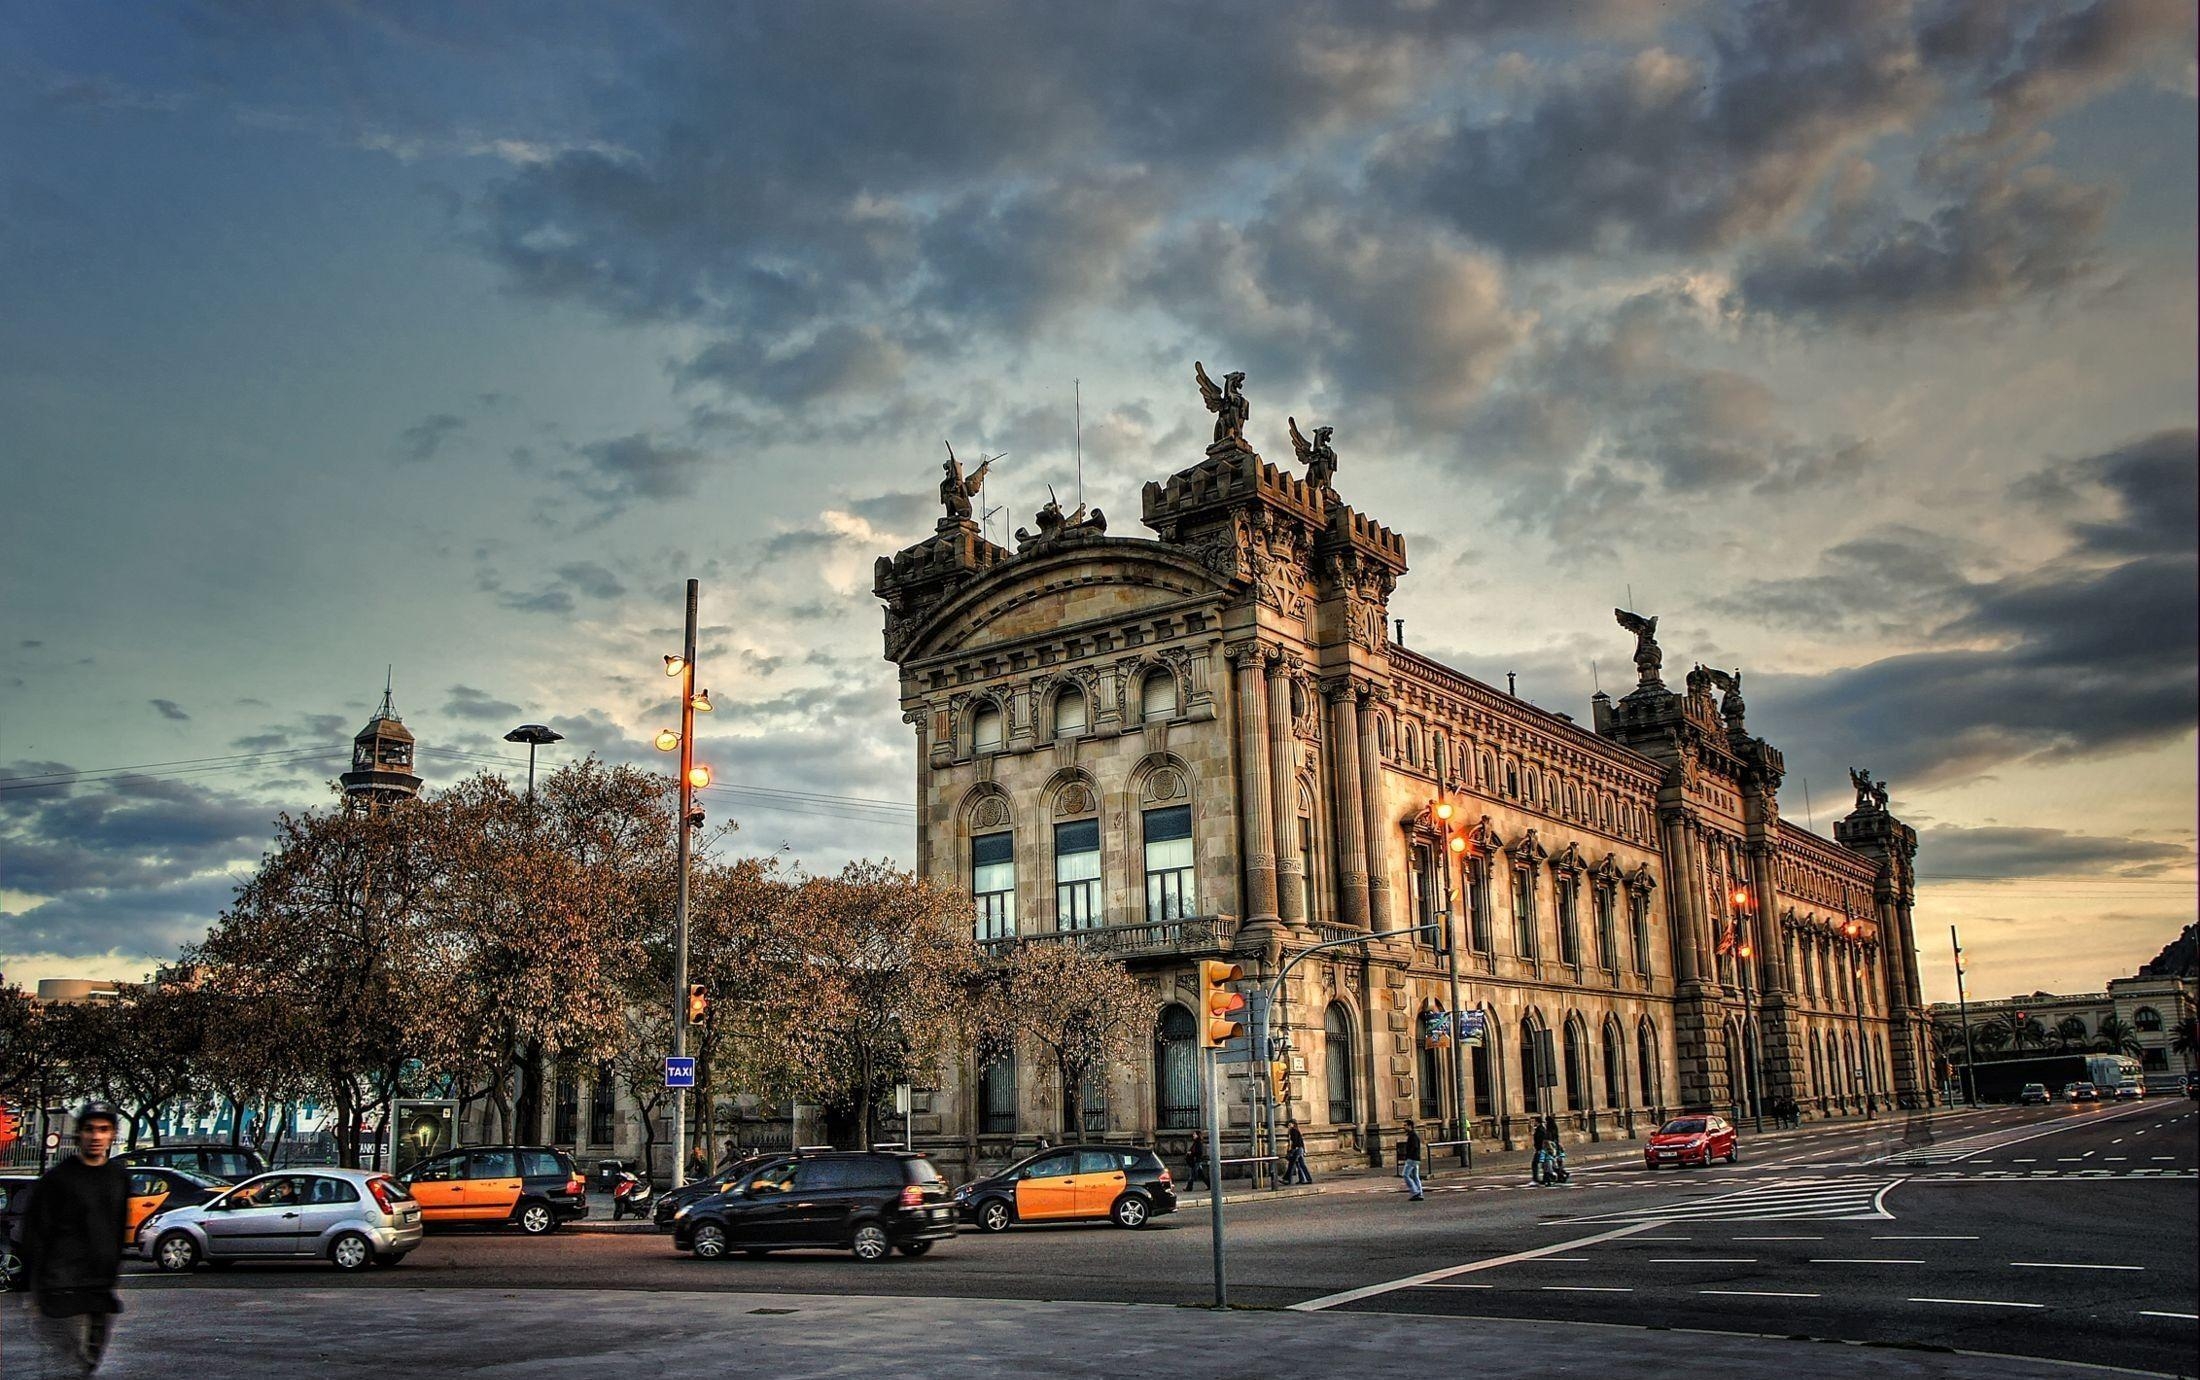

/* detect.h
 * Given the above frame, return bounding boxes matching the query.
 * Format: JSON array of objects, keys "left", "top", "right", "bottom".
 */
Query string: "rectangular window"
[
  {"left": 552, "top": 1071, "right": 578, "bottom": 1145},
  {"left": 1054, "top": 818, "right": 1102, "bottom": 931},
  {"left": 973, "top": 831, "right": 1017, "bottom": 940},
  {"left": 1596, "top": 887, "right": 1619, "bottom": 971},
  {"left": 1512, "top": 869, "right": 1538, "bottom": 959},
  {"left": 1299, "top": 816, "right": 1320, "bottom": 923},
  {"left": 1143, "top": 805, "right": 1195, "bottom": 921},
  {"left": 1468, "top": 860, "right": 1492, "bottom": 953},
  {"left": 1629, "top": 893, "right": 1652, "bottom": 978},
  {"left": 1557, "top": 878, "right": 1581, "bottom": 967},
  {"left": 589, "top": 1064, "right": 616, "bottom": 1145}
]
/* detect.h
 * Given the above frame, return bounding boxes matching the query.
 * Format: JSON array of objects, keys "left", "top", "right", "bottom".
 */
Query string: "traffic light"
[
  {"left": 686, "top": 983, "right": 709, "bottom": 1024},
  {"left": 1199, "top": 960, "right": 1246, "bottom": 1049},
  {"left": 1269, "top": 1059, "right": 1289, "bottom": 1102}
]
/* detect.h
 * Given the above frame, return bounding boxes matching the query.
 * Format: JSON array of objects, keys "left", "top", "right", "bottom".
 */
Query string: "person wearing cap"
[{"left": 18, "top": 1101, "right": 129, "bottom": 1377}]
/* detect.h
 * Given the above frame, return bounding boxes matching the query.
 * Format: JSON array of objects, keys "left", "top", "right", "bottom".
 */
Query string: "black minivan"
[
  {"left": 118, "top": 1144, "right": 269, "bottom": 1183},
  {"left": 671, "top": 1151, "right": 953, "bottom": 1262}
]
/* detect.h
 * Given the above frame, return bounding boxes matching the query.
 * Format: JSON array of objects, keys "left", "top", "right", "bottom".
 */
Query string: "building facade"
[
  {"left": 876, "top": 383, "right": 1934, "bottom": 1177},
  {"left": 1930, "top": 924, "right": 2199, "bottom": 1088}
]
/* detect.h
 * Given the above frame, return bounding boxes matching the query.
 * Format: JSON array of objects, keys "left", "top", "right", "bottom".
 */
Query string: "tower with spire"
[{"left": 340, "top": 669, "right": 423, "bottom": 811}]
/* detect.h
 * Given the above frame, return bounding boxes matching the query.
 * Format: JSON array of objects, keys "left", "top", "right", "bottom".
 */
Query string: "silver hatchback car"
[{"left": 139, "top": 1167, "right": 424, "bottom": 1273}]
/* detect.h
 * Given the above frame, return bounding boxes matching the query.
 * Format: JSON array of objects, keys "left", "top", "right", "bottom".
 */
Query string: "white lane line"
[
  {"left": 2138, "top": 1310, "right": 2197, "bottom": 1320},
  {"left": 1289, "top": 1220, "right": 1658, "bottom": 1311},
  {"left": 1415, "top": 1283, "right": 1493, "bottom": 1290},
  {"left": 1705, "top": 1289, "right": 1820, "bottom": 1298},
  {"left": 1636, "top": 1236, "right": 1692, "bottom": 1242},
  {"left": 2111, "top": 1138, "right": 2124, "bottom": 1144},
  {"left": 1542, "top": 1285, "right": 1632, "bottom": 1292},
  {"left": 2011, "top": 1262, "right": 2144, "bottom": 1271},
  {"left": 2105, "top": 1156, "right": 2127, "bottom": 1161},
  {"left": 2013, "top": 1157, "right": 2036, "bottom": 1162},
  {"left": 1540, "top": 1256, "right": 1592, "bottom": 1262},
  {"left": 1911, "top": 1298, "right": 2044, "bottom": 1309},
  {"left": 1733, "top": 1235, "right": 1821, "bottom": 1241},
  {"left": 1649, "top": 1257, "right": 1756, "bottom": 1263},
  {"left": 1875, "top": 1234, "right": 1977, "bottom": 1240},
  {"left": 1813, "top": 1257, "right": 1926, "bottom": 1264}
]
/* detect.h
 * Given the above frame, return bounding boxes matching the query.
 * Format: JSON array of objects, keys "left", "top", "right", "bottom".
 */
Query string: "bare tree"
[{"left": 983, "top": 940, "right": 1150, "bottom": 1138}]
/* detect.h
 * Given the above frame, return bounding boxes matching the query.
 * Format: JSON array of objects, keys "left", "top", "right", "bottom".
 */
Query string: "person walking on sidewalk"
[
  {"left": 1185, "top": 1130, "right": 1211, "bottom": 1190},
  {"left": 1542, "top": 1114, "right": 1570, "bottom": 1184},
  {"left": 1529, "top": 1114, "right": 1551, "bottom": 1185},
  {"left": 18, "top": 1100, "right": 129, "bottom": 1379},
  {"left": 1282, "top": 1120, "right": 1312, "bottom": 1185},
  {"left": 1398, "top": 1120, "right": 1425, "bottom": 1201}
]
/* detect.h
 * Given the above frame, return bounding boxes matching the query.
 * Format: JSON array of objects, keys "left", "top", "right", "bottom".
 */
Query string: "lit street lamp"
[
  {"left": 654, "top": 581, "right": 710, "bottom": 1189},
  {"left": 1432, "top": 797, "right": 1472, "bottom": 1168},
  {"left": 1732, "top": 885, "right": 1764, "bottom": 1134}
]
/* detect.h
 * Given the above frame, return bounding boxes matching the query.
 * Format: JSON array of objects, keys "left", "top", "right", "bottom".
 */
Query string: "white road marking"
[
  {"left": 1874, "top": 1234, "right": 1977, "bottom": 1240},
  {"left": 1289, "top": 1220, "right": 1658, "bottom": 1311},
  {"left": 1704, "top": 1289, "right": 1820, "bottom": 1298},
  {"left": 1812, "top": 1257, "right": 1925, "bottom": 1264},
  {"left": 1542, "top": 1285, "right": 1632, "bottom": 1292},
  {"left": 1910, "top": 1298, "right": 2043, "bottom": 1309},
  {"left": 2013, "top": 1157, "right": 2037, "bottom": 1163},
  {"left": 2138, "top": 1310, "right": 2197, "bottom": 1320},
  {"left": 1415, "top": 1283, "right": 1493, "bottom": 1289},
  {"left": 1733, "top": 1235, "right": 1821, "bottom": 1241},
  {"left": 1651, "top": 1257, "right": 1756, "bottom": 1263},
  {"left": 2011, "top": 1262, "right": 2144, "bottom": 1271}
]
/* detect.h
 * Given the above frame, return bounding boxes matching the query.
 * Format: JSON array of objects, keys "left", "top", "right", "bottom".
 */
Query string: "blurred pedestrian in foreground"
[{"left": 18, "top": 1101, "right": 128, "bottom": 1378}]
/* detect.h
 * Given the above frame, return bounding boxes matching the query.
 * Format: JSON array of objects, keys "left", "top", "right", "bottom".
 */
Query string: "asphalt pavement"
[{"left": 100, "top": 1101, "right": 2198, "bottom": 1375}]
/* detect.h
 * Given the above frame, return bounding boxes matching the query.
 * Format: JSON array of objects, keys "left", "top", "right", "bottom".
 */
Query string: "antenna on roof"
[
  {"left": 1802, "top": 776, "right": 1815, "bottom": 833},
  {"left": 381, "top": 665, "right": 395, "bottom": 717},
  {"left": 1074, "top": 378, "right": 1083, "bottom": 508},
  {"left": 1592, "top": 660, "right": 1601, "bottom": 694}
]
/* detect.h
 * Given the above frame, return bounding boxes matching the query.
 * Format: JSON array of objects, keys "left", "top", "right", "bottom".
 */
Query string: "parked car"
[
  {"left": 2018, "top": 1083, "right": 2051, "bottom": 1106},
  {"left": 125, "top": 1166, "right": 226, "bottom": 1244},
  {"left": 119, "top": 1143, "right": 268, "bottom": 1183},
  {"left": 396, "top": 1145, "right": 588, "bottom": 1234},
  {"left": 2064, "top": 1082, "right": 2098, "bottom": 1102},
  {"left": 0, "top": 1174, "right": 34, "bottom": 1291},
  {"left": 1643, "top": 1115, "right": 1739, "bottom": 1168},
  {"left": 2112, "top": 1081, "right": 2146, "bottom": 1101},
  {"left": 672, "top": 1150, "right": 953, "bottom": 1261},
  {"left": 139, "top": 1168, "right": 423, "bottom": 1273},
  {"left": 655, "top": 1156, "right": 773, "bottom": 1230},
  {"left": 956, "top": 1146, "right": 1178, "bottom": 1232}
]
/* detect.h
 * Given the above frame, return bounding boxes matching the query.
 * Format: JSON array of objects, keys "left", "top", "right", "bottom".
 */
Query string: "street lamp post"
[
  {"left": 1731, "top": 886, "right": 1765, "bottom": 1133},
  {"left": 1434, "top": 799, "right": 1472, "bottom": 1169},
  {"left": 655, "top": 580, "right": 712, "bottom": 1190},
  {"left": 1951, "top": 924, "right": 1979, "bottom": 1107},
  {"left": 1844, "top": 917, "right": 1876, "bottom": 1118},
  {"left": 502, "top": 724, "right": 564, "bottom": 808}
]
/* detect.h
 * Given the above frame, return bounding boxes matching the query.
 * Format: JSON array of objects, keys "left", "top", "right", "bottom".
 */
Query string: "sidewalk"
[
  {"left": 89, "top": 1286, "right": 2142, "bottom": 1379},
  {"left": 1171, "top": 1102, "right": 1994, "bottom": 1208}
]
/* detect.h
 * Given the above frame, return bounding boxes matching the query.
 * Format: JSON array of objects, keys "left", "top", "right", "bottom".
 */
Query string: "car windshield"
[
  {"left": 1660, "top": 1119, "right": 1707, "bottom": 1135},
  {"left": 172, "top": 1169, "right": 226, "bottom": 1189}
]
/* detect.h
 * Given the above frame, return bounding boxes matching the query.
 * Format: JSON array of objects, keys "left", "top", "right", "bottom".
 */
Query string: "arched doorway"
[
  {"left": 1154, "top": 1006, "right": 1198, "bottom": 1131},
  {"left": 1324, "top": 1002, "right": 1355, "bottom": 1127}
]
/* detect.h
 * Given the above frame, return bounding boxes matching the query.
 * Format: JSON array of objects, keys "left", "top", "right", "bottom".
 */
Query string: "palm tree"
[
  {"left": 2095, "top": 1015, "right": 2140, "bottom": 1057},
  {"left": 2170, "top": 1015, "right": 2197, "bottom": 1073},
  {"left": 2055, "top": 1016, "right": 2087, "bottom": 1049},
  {"left": 2010, "top": 1016, "right": 2047, "bottom": 1052},
  {"left": 1931, "top": 1018, "right": 1970, "bottom": 1065},
  {"left": 1972, "top": 1021, "right": 2010, "bottom": 1056}
]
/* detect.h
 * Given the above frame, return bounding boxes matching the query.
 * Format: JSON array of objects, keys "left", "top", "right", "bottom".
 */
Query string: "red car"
[{"left": 1644, "top": 1114, "right": 1739, "bottom": 1169}]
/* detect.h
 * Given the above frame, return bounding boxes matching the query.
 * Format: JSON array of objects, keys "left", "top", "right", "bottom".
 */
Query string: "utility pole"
[
  {"left": 1951, "top": 925, "right": 1978, "bottom": 1107},
  {"left": 671, "top": 580, "right": 700, "bottom": 1189},
  {"left": 1205, "top": 1043, "right": 1226, "bottom": 1308},
  {"left": 1436, "top": 801, "right": 1471, "bottom": 1167}
]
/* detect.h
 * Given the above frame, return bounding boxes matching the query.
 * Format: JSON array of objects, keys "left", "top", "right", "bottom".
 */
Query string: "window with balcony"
[
  {"left": 1143, "top": 805, "right": 1195, "bottom": 921},
  {"left": 973, "top": 831, "right": 1016, "bottom": 941},
  {"left": 1054, "top": 818, "right": 1101, "bottom": 931}
]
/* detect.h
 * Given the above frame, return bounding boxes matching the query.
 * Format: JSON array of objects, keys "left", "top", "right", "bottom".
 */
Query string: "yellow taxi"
[
  {"left": 395, "top": 1145, "right": 588, "bottom": 1234},
  {"left": 955, "top": 1144, "right": 1178, "bottom": 1231}
]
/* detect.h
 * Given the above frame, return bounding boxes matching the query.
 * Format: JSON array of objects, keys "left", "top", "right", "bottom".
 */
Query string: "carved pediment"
[{"left": 1505, "top": 828, "right": 1548, "bottom": 868}]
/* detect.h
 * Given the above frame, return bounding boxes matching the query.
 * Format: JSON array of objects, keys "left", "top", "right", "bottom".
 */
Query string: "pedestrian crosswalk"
[{"left": 1560, "top": 1177, "right": 1900, "bottom": 1225}]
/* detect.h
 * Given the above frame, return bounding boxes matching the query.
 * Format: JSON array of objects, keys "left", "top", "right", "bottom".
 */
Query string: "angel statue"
[
  {"left": 1194, "top": 361, "right": 1249, "bottom": 447},
  {"left": 939, "top": 441, "right": 997, "bottom": 522},
  {"left": 1288, "top": 415, "right": 1337, "bottom": 491},
  {"left": 1614, "top": 608, "right": 1663, "bottom": 686}
]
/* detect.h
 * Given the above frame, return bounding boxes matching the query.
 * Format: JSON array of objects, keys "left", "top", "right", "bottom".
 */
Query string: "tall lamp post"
[
  {"left": 654, "top": 580, "right": 713, "bottom": 1189},
  {"left": 1432, "top": 798, "right": 1472, "bottom": 1168},
  {"left": 503, "top": 724, "right": 564, "bottom": 807},
  {"left": 1843, "top": 916, "right": 1876, "bottom": 1118},
  {"left": 1732, "top": 886, "right": 1764, "bottom": 1133},
  {"left": 1950, "top": 925, "right": 1978, "bottom": 1107}
]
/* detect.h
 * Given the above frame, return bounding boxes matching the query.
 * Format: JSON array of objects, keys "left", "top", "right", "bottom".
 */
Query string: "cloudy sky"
[{"left": 3, "top": 1, "right": 2193, "bottom": 1003}]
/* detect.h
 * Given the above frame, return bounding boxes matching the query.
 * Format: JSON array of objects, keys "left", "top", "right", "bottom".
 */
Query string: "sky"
[{"left": 2, "top": 0, "right": 2194, "bottom": 1004}]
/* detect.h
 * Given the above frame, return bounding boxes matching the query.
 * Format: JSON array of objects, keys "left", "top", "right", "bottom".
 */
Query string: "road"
[{"left": 116, "top": 1101, "right": 2198, "bottom": 1374}]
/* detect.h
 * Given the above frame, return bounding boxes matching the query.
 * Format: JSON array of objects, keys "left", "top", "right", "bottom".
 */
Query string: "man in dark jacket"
[
  {"left": 1398, "top": 1120, "right": 1425, "bottom": 1200},
  {"left": 19, "top": 1101, "right": 128, "bottom": 1377},
  {"left": 1282, "top": 1120, "right": 1312, "bottom": 1185}
]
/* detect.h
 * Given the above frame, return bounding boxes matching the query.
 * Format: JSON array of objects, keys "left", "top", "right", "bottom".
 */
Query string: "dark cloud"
[
  {"left": 0, "top": 767, "right": 273, "bottom": 900},
  {"left": 1914, "top": 823, "right": 2193, "bottom": 881},
  {"left": 497, "top": 587, "right": 575, "bottom": 616},
  {"left": 575, "top": 433, "right": 711, "bottom": 502},
  {"left": 1979, "top": 0, "right": 2196, "bottom": 140},
  {"left": 2020, "top": 429, "right": 2198, "bottom": 560},
  {"left": 398, "top": 411, "right": 467, "bottom": 463},
  {"left": 1707, "top": 525, "right": 1983, "bottom": 637},
  {"left": 0, "top": 874, "right": 240, "bottom": 967},
  {"left": 149, "top": 698, "right": 190, "bottom": 721},
  {"left": 553, "top": 561, "right": 626, "bottom": 600},
  {"left": 444, "top": 684, "right": 526, "bottom": 723}
]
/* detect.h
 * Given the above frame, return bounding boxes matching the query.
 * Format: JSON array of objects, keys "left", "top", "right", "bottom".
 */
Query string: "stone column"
[
  {"left": 1268, "top": 658, "right": 1306, "bottom": 928},
  {"left": 1748, "top": 844, "right": 1787, "bottom": 993},
  {"left": 1659, "top": 813, "right": 1702, "bottom": 985},
  {"left": 1230, "top": 645, "right": 1280, "bottom": 927},
  {"left": 1327, "top": 684, "right": 1370, "bottom": 929},
  {"left": 1357, "top": 689, "right": 1395, "bottom": 933}
]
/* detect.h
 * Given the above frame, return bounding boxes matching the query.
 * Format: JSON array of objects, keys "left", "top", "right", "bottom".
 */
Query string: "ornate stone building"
[{"left": 875, "top": 375, "right": 1933, "bottom": 1176}]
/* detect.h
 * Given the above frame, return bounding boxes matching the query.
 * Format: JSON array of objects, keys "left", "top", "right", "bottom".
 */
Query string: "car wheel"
[
  {"left": 691, "top": 1223, "right": 729, "bottom": 1260},
  {"left": 898, "top": 1241, "right": 934, "bottom": 1258},
  {"left": 154, "top": 1232, "right": 200, "bottom": 1273},
  {"left": 329, "top": 1232, "right": 374, "bottom": 1272},
  {"left": 516, "top": 1202, "right": 556, "bottom": 1236},
  {"left": 851, "top": 1222, "right": 892, "bottom": 1263},
  {"left": 1111, "top": 1195, "right": 1150, "bottom": 1229},
  {"left": 977, "top": 1199, "right": 1013, "bottom": 1233},
  {"left": 1727, "top": 1144, "right": 1739, "bottom": 1164}
]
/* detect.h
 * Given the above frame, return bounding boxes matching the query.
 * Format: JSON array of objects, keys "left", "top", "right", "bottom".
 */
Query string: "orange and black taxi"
[
  {"left": 395, "top": 1145, "right": 588, "bottom": 1235},
  {"left": 124, "top": 1166, "right": 225, "bottom": 1246},
  {"left": 955, "top": 1144, "right": 1176, "bottom": 1231}
]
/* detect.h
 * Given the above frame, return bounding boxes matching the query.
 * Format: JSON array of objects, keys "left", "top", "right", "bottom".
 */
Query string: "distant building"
[
  {"left": 340, "top": 677, "right": 423, "bottom": 810},
  {"left": 33, "top": 979, "right": 123, "bottom": 1005},
  {"left": 875, "top": 375, "right": 1932, "bottom": 1177},
  {"left": 1932, "top": 924, "right": 2198, "bottom": 1085}
]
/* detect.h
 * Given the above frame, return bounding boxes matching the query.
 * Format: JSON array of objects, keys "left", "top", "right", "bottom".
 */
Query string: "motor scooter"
[{"left": 611, "top": 1168, "right": 655, "bottom": 1220}]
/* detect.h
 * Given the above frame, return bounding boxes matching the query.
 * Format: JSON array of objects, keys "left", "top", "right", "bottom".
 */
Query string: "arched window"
[
  {"left": 1155, "top": 1006, "right": 1199, "bottom": 1130},
  {"left": 1520, "top": 1016, "right": 1546, "bottom": 1117},
  {"left": 1470, "top": 1013, "right": 1494, "bottom": 1119},
  {"left": 2134, "top": 1006, "right": 2162, "bottom": 1032},
  {"left": 1324, "top": 1003, "right": 1355, "bottom": 1126},
  {"left": 978, "top": 1052, "right": 1017, "bottom": 1135},
  {"left": 1418, "top": 1042, "right": 1442, "bottom": 1120},
  {"left": 1076, "top": 1066, "right": 1108, "bottom": 1138},
  {"left": 972, "top": 702, "right": 1005, "bottom": 752},
  {"left": 1564, "top": 783, "right": 1577, "bottom": 817},
  {"left": 1505, "top": 763, "right": 1519, "bottom": 798},
  {"left": 1636, "top": 1020, "right": 1659, "bottom": 1109},
  {"left": 1053, "top": 687, "right": 1087, "bottom": 737},
  {"left": 1602, "top": 1021, "right": 1625, "bottom": 1109},
  {"left": 1140, "top": 670, "right": 1178, "bottom": 720},
  {"left": 1563, "top": 1018, "right": 1588, "bottom": 1112}
]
